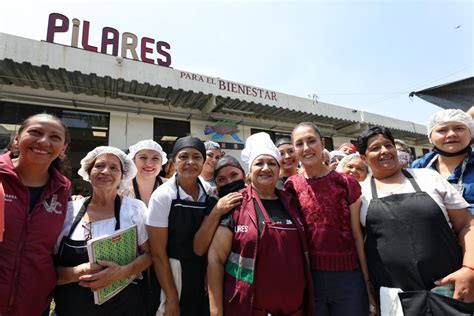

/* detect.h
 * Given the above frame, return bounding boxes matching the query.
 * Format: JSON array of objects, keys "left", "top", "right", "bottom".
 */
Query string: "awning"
[
  {"left": 409, "top": 77, "right": 474, "bottom": 112},
  {"left": 0, "top": 32, "right": 429, "bottom": 143}
]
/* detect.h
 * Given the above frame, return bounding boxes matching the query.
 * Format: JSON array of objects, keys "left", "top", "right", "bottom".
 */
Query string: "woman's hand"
[
  {"left": 71, "top": 195, "right": 84, "bottom": 201},
  {"left": 74, "top": 262, "right": 103, "bottom": 277},
  {"left": 368, "top": 293, "right": 378, "bottom": 315},
  {"left": 57, "top": 262, "right": 104, "bottom": 285},
  {"left": 164, "top": 298, "right": 180, "bottom": 316},
  {"left": 78, "top": 260, "right": 129, "bottom": 291},
  {"left": 436, "top": 266, "right": 474, "bottom": 302},
  {"left": 214, "top": 192, "right": 243, "bottom": 216}
]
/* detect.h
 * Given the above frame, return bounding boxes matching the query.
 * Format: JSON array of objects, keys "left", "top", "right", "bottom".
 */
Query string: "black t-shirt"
[
  {"left": 221, "top": 198, "right": 293, "bottom": 236},
  {"left": 28, "top": 186, "right": 45, "bottom": 213}
]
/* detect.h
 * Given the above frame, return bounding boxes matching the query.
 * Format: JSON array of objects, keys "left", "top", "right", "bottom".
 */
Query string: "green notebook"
[{"left": 86, "top": 224, "right": 138, "bottom": 305}]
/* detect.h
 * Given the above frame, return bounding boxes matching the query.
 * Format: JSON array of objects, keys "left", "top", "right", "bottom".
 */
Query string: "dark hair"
[
  {"left": 213, "top": 155, "right": 245, "bottom": 180},
  {"left": 17, "top": 113, "right": 71, "bottom": 177},
  {"left": 292, "top": 122, "right": 323, "bottom": 140},
  {"left": 357, "top": 126, "right": 395, "bottom": 155}
]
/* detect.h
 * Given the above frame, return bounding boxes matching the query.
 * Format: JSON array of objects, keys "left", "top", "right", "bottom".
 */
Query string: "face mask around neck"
[{"left": 217, "top": 179, "right": 246, "bottom": 197}]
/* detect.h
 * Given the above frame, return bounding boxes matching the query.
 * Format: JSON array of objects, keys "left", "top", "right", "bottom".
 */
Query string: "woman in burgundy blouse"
[{"left": 285, "top": 122, "right": 376, "bottom": 316}]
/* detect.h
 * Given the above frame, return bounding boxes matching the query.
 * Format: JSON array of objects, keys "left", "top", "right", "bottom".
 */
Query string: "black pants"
[{"left": 312, "top": 269, "right": 368, "bottom": 316}]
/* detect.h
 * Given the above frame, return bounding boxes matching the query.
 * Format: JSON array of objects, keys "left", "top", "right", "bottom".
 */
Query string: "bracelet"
[{"left": 462, "top": 264, "right": 474, "bottom": 271}]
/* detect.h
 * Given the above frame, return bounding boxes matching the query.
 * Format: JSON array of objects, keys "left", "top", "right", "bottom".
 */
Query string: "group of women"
[{"left": 0, "top": 108, "right": 473, "bottom": 316}]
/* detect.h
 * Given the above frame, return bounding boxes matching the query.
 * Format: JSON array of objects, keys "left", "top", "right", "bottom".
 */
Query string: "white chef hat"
[
  {"left": 127, "top": 139, "right": 168, "bottom": 165},
  {"left": 241, "top": 132, "right": 281, "bottom": 168},
  {"left": 427, "top": 109, "right": 474, "bottom": 138},
  {"left": 78, "top": 146, "right": 137, "bottom": 183}
]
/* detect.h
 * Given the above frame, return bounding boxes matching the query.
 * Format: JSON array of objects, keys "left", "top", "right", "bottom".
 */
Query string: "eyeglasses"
[{"left": 82, "top": 222, "right": 92, "bottom": 241}]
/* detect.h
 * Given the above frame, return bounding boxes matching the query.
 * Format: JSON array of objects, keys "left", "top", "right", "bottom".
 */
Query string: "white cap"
[
  {"left": 336, "top": 153, "right": 362, "bottom": 172},
  {"left": 127, "top": 139, "right": 168, "bottom": 165},
  {"left": 204, "top": 140, "right": 221, "bottom": 151},
  {"left": 241, "top": 132, "right": 281, "bottom": 168},
  {"left": 427, "top": 109, "right": 474, "bottom": 138},
  {"left": 78, "top": 146, "right": 137, "bottom": 184},
  {"left": 335, "top": 153, "right": 371, "bottom": 178},
  {"left": 329, "top": 150, "right": 347, "bottom": 160}
]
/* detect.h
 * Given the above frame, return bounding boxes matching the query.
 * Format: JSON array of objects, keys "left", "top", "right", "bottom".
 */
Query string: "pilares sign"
[{"left": 46, "top": 12, "right": 172, "bottom": 67}]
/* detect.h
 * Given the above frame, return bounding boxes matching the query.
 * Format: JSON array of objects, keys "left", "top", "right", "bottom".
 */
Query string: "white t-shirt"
[
  {"left": 55, "top": 196, "right": 148, "bottom": 252},
  {"left": 360, "top": 168, "right": 469, "bottom": 227},
  {"left": 146, "top": 175, "right": 213, "bottom": 228}
]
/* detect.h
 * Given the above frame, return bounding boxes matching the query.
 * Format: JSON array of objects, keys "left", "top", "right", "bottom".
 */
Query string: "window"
[
  {"left": 0, "top": 102, "right": 110, "bottom": 194},
  {"left": 250, "top": 128, "right": 291, "bottom": 143},
  {"left": 324, "top": 137, "right": 334, "bottom": 151},
  {"left": 154, "top": 118, "right": 190, "bottom": 155}
]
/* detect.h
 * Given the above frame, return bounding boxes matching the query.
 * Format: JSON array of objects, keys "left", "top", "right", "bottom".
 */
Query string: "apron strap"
[
  {"left": 251, "top": 187, "right": 272, "bottom": 223},
  {"left": 67, "top": 197, "right": 92, "bottom": 238},
  {"left": 401, "top": 169, "right": 422, "bottom": 192},
  {"left": 132, "top": 177, "right": 162, "bottom": 201},
  {"left": 370, "top": 176, "right": 379, "bottom": 199},
  {"left": 113, "top": 194, "right": 121, "bottom": 230}
]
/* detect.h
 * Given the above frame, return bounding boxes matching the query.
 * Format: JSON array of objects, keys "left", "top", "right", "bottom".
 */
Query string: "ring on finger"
[{"left": 369, "top": 304, "right": 376, "bottom": 313}]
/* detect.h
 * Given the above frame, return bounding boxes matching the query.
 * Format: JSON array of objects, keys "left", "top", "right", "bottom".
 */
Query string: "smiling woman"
[
  {"left": 0, "top": 113, "right": 71, "bottom": 316},
  {"left": 285, "top": 122, "right": 375, "bottom": 316},
  {"left": 54, "top": 146, "right": 152, "bottom": 316},
  {"left": 146, "top": 136, "right": 219, "bottom": 316},
  {"left": 200, "top": 141, "right": 223, "bottom": 188},
  {"left": 122, "top": 139, "right": 169, "bottom": 316},
  {"left": 357, "top": 126, "right": 474, "bottom": 312},
  {"left": 207, "top": 132, "right": 313, "bottom": 316},
  {"left": 412, "top": 109, "right": 474, "bottom": 214}
]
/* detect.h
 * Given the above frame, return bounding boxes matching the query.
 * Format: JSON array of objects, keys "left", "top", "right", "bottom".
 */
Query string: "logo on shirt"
[
  {"left": 43, "top": 194, "right": 63, "bottom": 215},
  {"left": 235, "top": 225, "right": 248, "bottom": 233},
  {"left": 4, "top": 193, "right": 17, "bottom": 202}
]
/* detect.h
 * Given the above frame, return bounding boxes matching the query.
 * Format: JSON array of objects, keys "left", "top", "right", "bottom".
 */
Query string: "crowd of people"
[{"left": 0, "top": 108, "right": 473, "bottom": 316}]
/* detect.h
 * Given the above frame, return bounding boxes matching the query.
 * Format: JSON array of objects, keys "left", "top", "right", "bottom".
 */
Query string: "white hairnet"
[
  {"left": 127, "top": 139, "right": 168, "bottom": 165},
  {"left": 427, "top": 109, "right": 474, "bottom": 138},
  {"left": 329, "top": 150, "right": 347, "bottom": 160},
  {"left": 78, "top": 146, "right": 137, "bottom": 184},
  {"left": 336, "top": 153, "right": 367, "bottom": 173},
  {"left": 204, "top": 140, "right": 221, "bottom": 151},
  {"left": 336, "top": 153, "right": 372, "bottom": 177},
  {"left": 241, "top": 132, "right": 281, "bottom": 168}
]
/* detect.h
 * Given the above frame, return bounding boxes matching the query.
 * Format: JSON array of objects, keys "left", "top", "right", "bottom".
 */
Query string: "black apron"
[
  {"left": 133, "top": 176, "right": 163, "bottom": 316},
  {"left": 54, "top": 196, "right": 143, "bottom": 316},
  {"left": 132, "top": 176, "right": 162, "bottom": 201},
  {"left": 166, "top": 177, "right": 212, "bottom": 316},
  {"left": 364, "top": 169, "right": 474, "bottom": 314}
]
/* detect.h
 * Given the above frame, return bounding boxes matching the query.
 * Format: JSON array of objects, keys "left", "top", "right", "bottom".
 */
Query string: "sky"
[{"left": 0, "top": 0, "right": 472, "bottom": 126}]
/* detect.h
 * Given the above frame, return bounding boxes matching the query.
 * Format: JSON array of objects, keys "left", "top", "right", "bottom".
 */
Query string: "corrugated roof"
[{"left": 0, "top": 32, "right": 429, "bottom": 143}]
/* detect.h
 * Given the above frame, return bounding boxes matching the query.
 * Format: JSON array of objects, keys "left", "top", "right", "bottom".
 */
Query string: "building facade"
[{"left": 0, "top": 31, "right": 431, "bottom": 191}]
